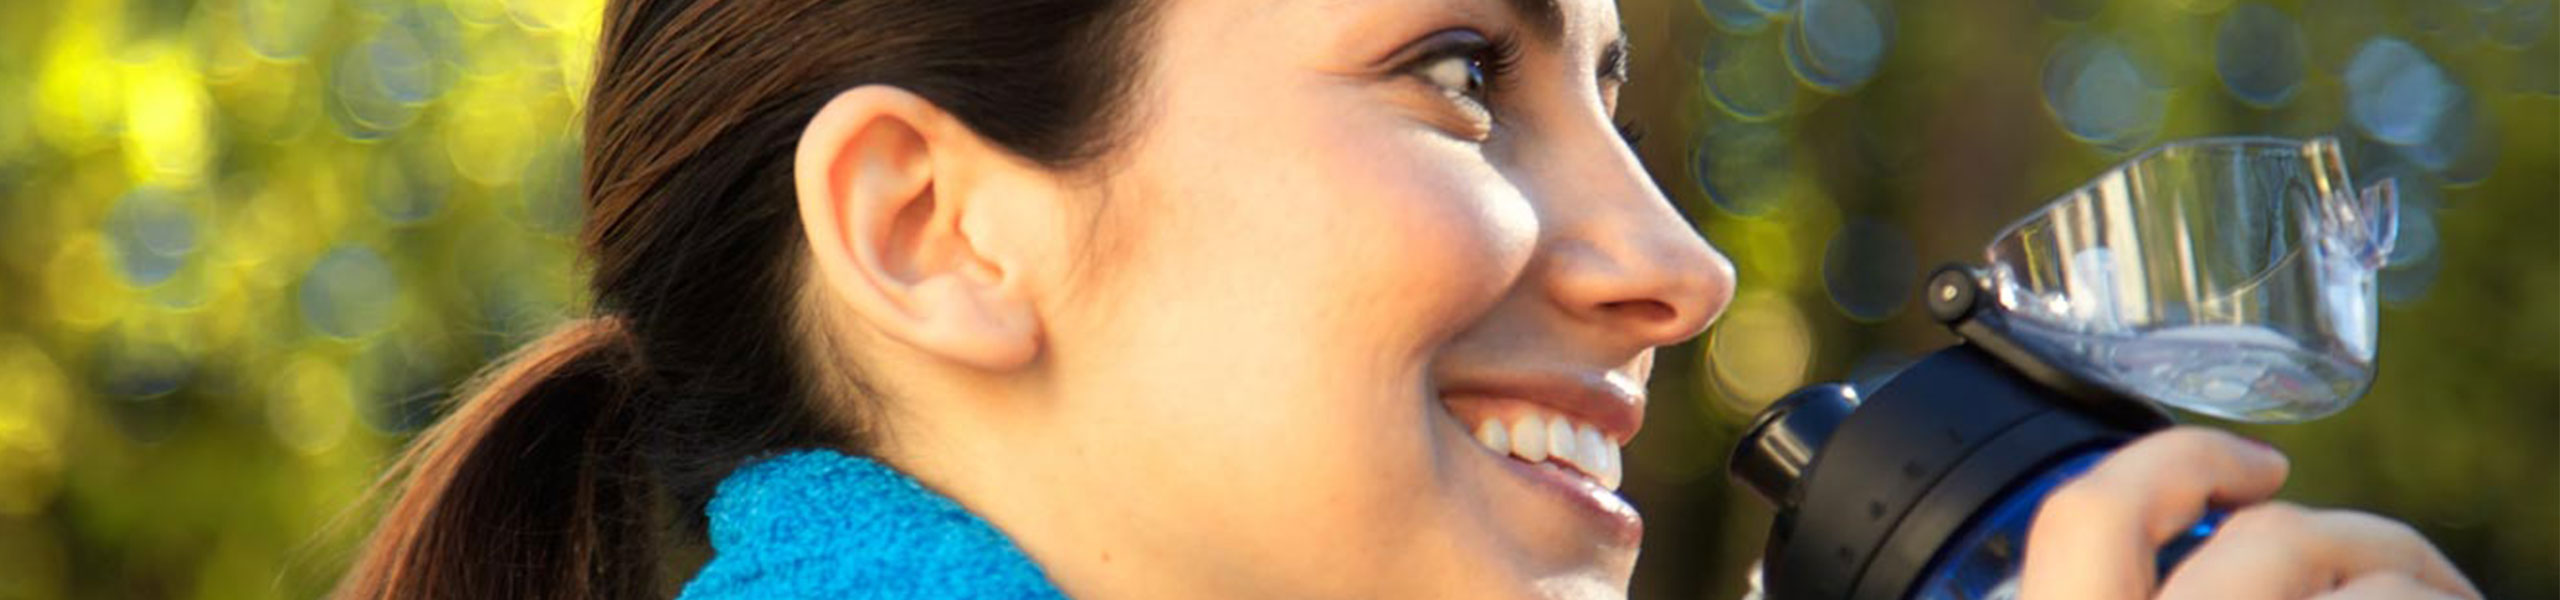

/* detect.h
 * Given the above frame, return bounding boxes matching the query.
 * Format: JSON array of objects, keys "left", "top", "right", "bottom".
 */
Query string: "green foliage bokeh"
[{"left": 0, "top": 0, "right": 2550, "bottom": 598}]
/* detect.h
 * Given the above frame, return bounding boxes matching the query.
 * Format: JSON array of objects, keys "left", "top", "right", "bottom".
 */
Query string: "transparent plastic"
[{"left": 1980, "top": 137, "right": 2398, "bottom": 423}]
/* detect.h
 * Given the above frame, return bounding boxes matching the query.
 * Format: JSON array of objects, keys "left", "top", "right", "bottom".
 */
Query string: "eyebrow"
[
  {"left": 1497, "top": 0, "right": 1632, "bottom": 83},
  {"left": 1500, "top": 0, "right": 1566, "bottom": 39}
]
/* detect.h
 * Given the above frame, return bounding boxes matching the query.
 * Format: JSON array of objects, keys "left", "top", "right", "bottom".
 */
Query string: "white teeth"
[
  {"left": 1474, "top": 419, "right": 1509, "bottom": 454},
  {"left": 1473, "top": 412, "right": 1625, "bottom": 491},
  {"left": 1574, "top": 424, "right": 1607, "bottom": 481},
  {"left": 1508, "top": 417, "right": 1548, "bottom": 462},
  {"left": 1597, "top": 435, "right": 1623, "bottom": 490},
  {"left": 1546, "top": 417, "right": 1577, "bottom": 464}
]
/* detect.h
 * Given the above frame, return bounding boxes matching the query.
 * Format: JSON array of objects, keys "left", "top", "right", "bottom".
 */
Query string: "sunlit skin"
[
  {"left": 782, "top": 0, "right": 2478, "bottom": 598},
  {"left": 795, "top": 0, "right": 1719, "bottom": 596}
]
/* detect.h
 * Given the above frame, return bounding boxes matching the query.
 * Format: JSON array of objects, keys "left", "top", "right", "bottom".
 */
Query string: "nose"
[{"left": 1531, "top": 137, "right": 1736, "bottom": 350}]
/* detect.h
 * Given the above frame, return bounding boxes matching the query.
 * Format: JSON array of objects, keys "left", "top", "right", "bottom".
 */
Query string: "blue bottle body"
[{"left": 1915, "top": 450, "right": 2226, "bottom": 600}]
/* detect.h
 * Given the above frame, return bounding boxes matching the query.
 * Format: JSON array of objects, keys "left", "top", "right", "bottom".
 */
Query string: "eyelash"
[
  {"left": 1472, "top": 32, "right": 1526, "bottom": 98},
  {"left": 1407, "top": 31, "right": 1646, "bottom": 148},
  {"left": 1407, "top": 31, "right": 1520, "bottom": 109}
]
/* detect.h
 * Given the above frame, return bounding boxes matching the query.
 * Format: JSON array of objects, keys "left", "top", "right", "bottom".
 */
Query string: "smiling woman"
[
  {"left": 342, "top": 0, "right": 1732, "bottom": 597},
  {"left": 327, "top": 0, "right": 2482, "bottom": 599}
]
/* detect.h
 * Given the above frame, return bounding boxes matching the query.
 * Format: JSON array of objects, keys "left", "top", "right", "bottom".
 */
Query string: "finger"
[
  {"left": 2157, "top": 503, "right": 2481, "bottom": 600},
  {"left": 2307, "top": 510, "right": 2479, "bottom": 600},
  {"left": 2153, "top": 502, "right": 2326, "bottom": 599},
  {"left": 2079, "top": 428, "right": 2295, "bottom": 541},
  {"left": 2020, "top": 427, "right": 2291, "bottom": 600},
  {"left": 2316, "top": 572, "right": 2465, "bottom": 600}
]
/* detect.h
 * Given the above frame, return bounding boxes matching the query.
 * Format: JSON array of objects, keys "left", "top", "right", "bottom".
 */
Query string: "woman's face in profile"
[{"left": 959, "top": 0, "right": 1735, "bottom": 596}]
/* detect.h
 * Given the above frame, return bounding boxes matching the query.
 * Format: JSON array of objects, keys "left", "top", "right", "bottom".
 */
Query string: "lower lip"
[{"left": 1491, "top": 449, "right": 1645, "bottom": 548}]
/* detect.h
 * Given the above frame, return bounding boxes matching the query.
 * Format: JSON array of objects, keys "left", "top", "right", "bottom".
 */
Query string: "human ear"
[{"left": 793, "top": 86, "right": 1041, "bottom": 371}]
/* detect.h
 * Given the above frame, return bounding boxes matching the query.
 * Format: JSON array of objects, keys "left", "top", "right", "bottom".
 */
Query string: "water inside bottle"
[
  {"left": 2001, "top": 320, "right": 2370, "bottom": 423},
  {"left": 1983, "top": 204, "right": 2381, "bottom": 423},
  {"left": 1970, "top": 137, "right": 2394, "bottom": 424}
]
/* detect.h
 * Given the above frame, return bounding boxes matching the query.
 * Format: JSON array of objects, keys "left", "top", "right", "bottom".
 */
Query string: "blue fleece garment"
[{"left": 677, "top": 450, "right": 1069, "bottom": 599}]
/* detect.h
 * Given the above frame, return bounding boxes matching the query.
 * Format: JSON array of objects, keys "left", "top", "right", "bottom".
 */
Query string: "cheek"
[
  {"left": 1106, "top": 105, "right": 1536, "bottom": 366},
  {"left": 1046, "top": 108, "right": 1539, "bottom": 575},
  {"left": 1104, "top": 124, "right": 1535, "bottom": 406},
  {"left": 1226, "top": 145, "right": 1539, "bottom": 571},
  {"left": 1302, "top": 145, "right": 1536, "bottom": 346}
]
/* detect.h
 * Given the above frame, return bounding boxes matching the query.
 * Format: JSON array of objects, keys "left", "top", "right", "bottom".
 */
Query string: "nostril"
[{"left": 1602, "top": 299, "right": 1679, "bottom": 329}]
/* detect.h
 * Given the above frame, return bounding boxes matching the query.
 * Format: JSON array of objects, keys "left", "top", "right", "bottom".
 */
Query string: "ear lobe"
[{"left": 795, "top": 86, "right": 1043, "bottom": 372}]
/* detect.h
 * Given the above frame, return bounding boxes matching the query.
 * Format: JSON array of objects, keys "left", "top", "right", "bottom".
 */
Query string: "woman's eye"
[
  {"left": 1417, "top": 54, "right": 1487, "bottom": 100},
  {"left": 1397, "top": 31, "right": 1514, "bottom": 136}
]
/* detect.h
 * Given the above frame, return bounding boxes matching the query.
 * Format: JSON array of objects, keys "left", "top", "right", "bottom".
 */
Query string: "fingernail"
[{"left": 2236, "top": 433, "right": 2290, "bottom": 465}]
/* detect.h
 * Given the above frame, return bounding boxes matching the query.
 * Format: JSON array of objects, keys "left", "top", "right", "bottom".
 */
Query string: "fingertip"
[
  {"left": 2316, "top": 571, "right": 2466, "bottom": 600},
  {"left": 2160, "top": 426, "right": 2291, "bottom": 496},
  {"left": 2232, "top": 431, "right": 2292, "bottom": 475}
]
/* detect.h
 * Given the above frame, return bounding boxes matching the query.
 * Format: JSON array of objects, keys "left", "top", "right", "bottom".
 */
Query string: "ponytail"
[
  {"left": 336, "top": 318, "right": 666, "bottom": 600},
  {"left": 329, "top": 0, "right": 1165, "bottom": 594}
]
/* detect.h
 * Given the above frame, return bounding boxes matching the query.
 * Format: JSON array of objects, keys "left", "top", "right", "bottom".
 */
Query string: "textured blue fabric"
[{"left": 676, "top": 450, "right": 1068, "bottom": 600}]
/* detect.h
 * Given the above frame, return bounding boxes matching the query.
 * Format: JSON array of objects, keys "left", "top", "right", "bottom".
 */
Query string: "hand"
[{"left": 2018, "top": 427, "right": 2480, "bottom": 599}]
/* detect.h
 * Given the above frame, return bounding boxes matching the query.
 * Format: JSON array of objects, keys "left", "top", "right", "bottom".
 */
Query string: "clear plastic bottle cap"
[{"left": 1979, "top": 137, "right": 2397, "bottom": 423}]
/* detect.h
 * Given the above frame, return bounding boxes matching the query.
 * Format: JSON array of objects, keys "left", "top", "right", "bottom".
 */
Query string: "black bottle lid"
[{"left": 1728, "top": 383, "right": 1859, "bottom": 508}]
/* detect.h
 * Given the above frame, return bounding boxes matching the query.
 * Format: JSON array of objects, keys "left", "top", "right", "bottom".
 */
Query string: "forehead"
[{"left": 1208, "top": 0, "right": 1624, "bottom": 55}]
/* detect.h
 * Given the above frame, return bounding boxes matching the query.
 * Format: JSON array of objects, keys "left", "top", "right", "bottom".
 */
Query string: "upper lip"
[{"left": 1434, "top": 368, "right": 1646, "bottom": 446}]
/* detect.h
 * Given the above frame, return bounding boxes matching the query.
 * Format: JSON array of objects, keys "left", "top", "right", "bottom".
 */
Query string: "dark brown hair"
[{"left": 336, "top": 1, "right": 1155, "bottom": 598}]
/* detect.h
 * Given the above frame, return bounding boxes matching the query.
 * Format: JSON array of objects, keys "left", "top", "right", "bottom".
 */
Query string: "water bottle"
[{"left": 1727, "top": 137, "right": 2398, "bottom": 600}]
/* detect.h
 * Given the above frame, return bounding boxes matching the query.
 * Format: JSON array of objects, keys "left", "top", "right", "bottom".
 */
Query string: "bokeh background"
[{"left": 0, "top": 0, "right": 2550, "bottom": 598}]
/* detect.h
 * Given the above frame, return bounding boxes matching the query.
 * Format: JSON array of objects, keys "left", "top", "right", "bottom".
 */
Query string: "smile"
[
  {"left": 1436, "top": 370, "right": 1650, "bottom": 546},
  {"left": 1471, "top": 411, "right": 1622, "bottom": 490},
  {"left": 1435, "top": 370, "right": 1645, "bottom": 491}
]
